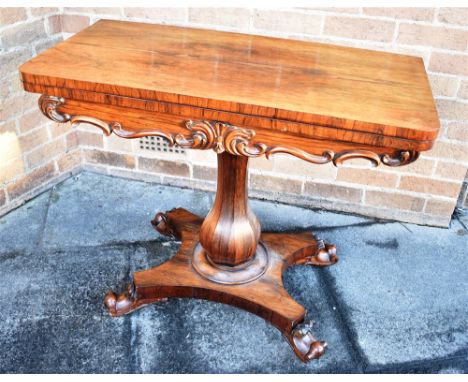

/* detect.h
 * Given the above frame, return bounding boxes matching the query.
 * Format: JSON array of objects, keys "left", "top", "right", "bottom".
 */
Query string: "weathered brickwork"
[{"left": 1, "top": 7, "right": 467, "bottom": 227}]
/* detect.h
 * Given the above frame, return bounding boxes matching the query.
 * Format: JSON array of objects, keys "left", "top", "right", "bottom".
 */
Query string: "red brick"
[
  {"left": 2, "top": 20, "right": 47, "bottom": 49},
  {"left": 124, "top": 7, "right": 187, "bottom": 21},
  {"left": 0, "top": 7, "right": 27, "bottom": 25},
  {"left": 324, "top": 16, "right": 395, "bottom": 42},
  {"left": 18, "top": 128, "right": 49, "bottom": 153},
  {"left": 253, "top": 10, "right": 322, "bottom": 35},
  {"left": 66, "top": 131, "right": 79, "bottom": 150},
  {"left": 424, "top": 141, "right": 468, "bottom": 162},
  {"left": 398, "top": 24, "right": 467, "bottom": 51},
  {"left": 26, "top": 138, "right": 67, "bottom": 168},
  {"left": 274, "top": 157, "right": 337, "bottom": 180},
  {"left": 304, "top": 181, "right": 362, "bottom": 202},
  {"left": 458, "top": 80, "right": 468, "bottom": 100},
  {"left": 444, "top": 122, "right": 468, "bottom": 142},
  {"left": 0, "top": 158, "right": 24, "bottom": 184},
  {"left": 436, "top": 99, "right": 468, "bottom": 120},
  {"left": 138, "top": 157, "right": 190, "bottom": 177},
  {"left": 365, "top": 190, "right": 425, "bottom": 212},
  {"left": 429, "top": 74, "right": 460, "bottom": 97},
  {"left": 48, "top": 15, "right": 62, "bottom": 34},
  {"left": 425, "top": 198, "right": 457, "bottom": 216},
  {"left": 57, "top": 150, "right": 82, "bottom": 173},
  {"left": 386, "top": 157, "right": 436, "bottom": 176},
  {"left": 193, "top": 165, "right": 217, "bottom": 181},
  {"left": 60, "top": 15, "right": 90, "bottom": 33},
  {"left": 65, "top": 7, "right": 121, "bottom": 15},
  {"left": 399, "top": 176, "right": 461, "bottom": 198},
  {"left": 18, "top": 111, "right": 43, "bottom": 134},
  {"left": 304, "top": 8, "right": 360, "bottom": 14},
  {"left": 0, "top": 48, "right": 33, "bottom": 84},
  {"left": 337, "top": 167, "right": 398, "bottom": 188},
  {"left": 31, "top": 7, "right": 59, "bottom": 17},
  {"left": 429, "top": 53, "right": 468, "bottom": 76},
  {"left": 77, "top": 131, "right": 104, "bottom": 147},
  {"left": 84, "top": 149, "right": 135, "bottom": 169},
  {"left": 190, "top": 8, "right": 251, "bottom": 29},
  {"left": 438, "top": 8, "right": 468, "bottom": 26},
  {"left": 251, "top": 173, "right": 302, "bottom": 194},
  {"left": 48, "top": 122, "right": 72, "bottom": 139},
  {"left": 363, "top": 7, "right": 434, "bottom": 21},
  {"left": 7, "top": 162, "right": 56, "bottom": 200},
  {"left": 434, "top": 161, "right": 467, "bottom": 181}
]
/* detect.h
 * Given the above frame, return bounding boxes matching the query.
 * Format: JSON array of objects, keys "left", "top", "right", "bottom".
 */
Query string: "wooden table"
[{"left": 20, "top": 20, "right": 439, "bottom": 363}]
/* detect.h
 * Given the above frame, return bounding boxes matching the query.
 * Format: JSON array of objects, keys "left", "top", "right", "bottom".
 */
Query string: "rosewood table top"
[
  {"left": 20, "top": 20, "right": 440, "bottom": 363},
  {"left": 20, "top": 19, "right": 439, "bottom": 165}
]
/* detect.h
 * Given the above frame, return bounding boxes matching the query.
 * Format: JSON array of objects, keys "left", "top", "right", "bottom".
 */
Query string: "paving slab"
[
  {"left": 0, "top": 190, "right": 50, "bottom": 254},
  {"left": 251, "top": 199, "right": 375, "bottom": 232},
  {"left": 42, "top": 172, "right": 211, "bottom": 249},
  {"left": 0, "top": 245, "right": 131, "bottom": 320},
  {"left": 130, "top": 243, "right": 357, "bottom": 373},
  {"left": 0, "top": 315, "right": 132, "bottom": 373},
  {"left": 321, "top": 221, "right": 468, "bottom": 371},
  {"left": 1, "top": 172, "right": 467, "bottom": 373}
]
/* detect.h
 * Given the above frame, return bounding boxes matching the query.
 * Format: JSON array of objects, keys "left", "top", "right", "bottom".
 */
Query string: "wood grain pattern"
[
  {"left": 105, "top": 208, "right": 336, "bottom": 362},
  {"left": 21, "top": 20, "right": 441, "bottom": 364},
  {"left": 37, "top": 95, "right": 423, "bottom": 168},
  {"left": 21, "top": 19, "right": 440, "bottom": 147},
  {"left": 199, "top": 153, "right": 260, "bottom": 266}
]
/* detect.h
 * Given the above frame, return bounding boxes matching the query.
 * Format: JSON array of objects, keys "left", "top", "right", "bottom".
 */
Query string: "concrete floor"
[{"left": 0, "top": 171, "right": 467, "bottom": 373}]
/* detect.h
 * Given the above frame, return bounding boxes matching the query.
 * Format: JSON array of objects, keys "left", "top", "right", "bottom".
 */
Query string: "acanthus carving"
[
  {"left": 38, "top": 95, "right": 420, "bottom": 168},
  {"left": 174, "top": 120, "right": 267, "bottom": 157}
]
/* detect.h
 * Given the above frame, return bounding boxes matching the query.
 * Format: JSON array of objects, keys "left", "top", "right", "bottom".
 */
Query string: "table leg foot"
[
  {"left": 287, "top": 320, "right": 327, "bottom": 362},
  {"left": 104, "top": 208, "right": 335, "bottom": 362},
  {"left": 104, "top": 283, "right": 167, "bottom": 317}
]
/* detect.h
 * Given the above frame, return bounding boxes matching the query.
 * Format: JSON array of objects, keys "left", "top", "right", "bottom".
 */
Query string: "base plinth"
[{"left": 104, "top": 208, "right": 338, "bottom": 363}]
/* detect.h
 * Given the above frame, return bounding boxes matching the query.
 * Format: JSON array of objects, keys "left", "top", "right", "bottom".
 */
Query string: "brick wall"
[
  {"left": 0, "top": 7, "right": 82, "bottom": 217},
  {"left": 1, "top": 7, "right": 467, "bottom": 227}
]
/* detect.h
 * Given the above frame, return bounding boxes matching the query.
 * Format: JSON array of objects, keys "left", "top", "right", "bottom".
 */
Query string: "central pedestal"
[{"left": 104, "top": 153, "right": 339, "bottom": 362}]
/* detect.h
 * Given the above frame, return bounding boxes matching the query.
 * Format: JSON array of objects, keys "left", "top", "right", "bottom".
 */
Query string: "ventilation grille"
[{"left": 138, "top": 136, "right": 185, "bottom": 155}]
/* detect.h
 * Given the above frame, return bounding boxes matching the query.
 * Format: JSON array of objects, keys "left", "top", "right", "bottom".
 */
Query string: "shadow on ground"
[{"left": 0, "top": 172, "right": 467, "bottom": 373}]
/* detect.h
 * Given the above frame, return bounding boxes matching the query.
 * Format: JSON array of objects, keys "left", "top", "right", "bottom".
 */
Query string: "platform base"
[{"left": 104, "top": 208, "right": 338, "bottom": 363}]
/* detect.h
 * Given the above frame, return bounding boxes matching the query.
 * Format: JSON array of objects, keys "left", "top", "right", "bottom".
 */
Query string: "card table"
[{"left": 20, "top": 20, "right": 439, "bottom": 362}]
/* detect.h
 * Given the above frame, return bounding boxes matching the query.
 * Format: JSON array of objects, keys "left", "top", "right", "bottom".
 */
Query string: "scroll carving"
[
  {"left": 333, "top": 149, "right": 419, "bottom": 167},
  {"left": 37, "top": 95, "right": 420, "bottom": 168},
  {"left": 382, "top": 150, "right": 420, "bottom": 166},
  {"left": 174, "top": 120, "right": 335, "bottom": 165},
  {"left": 39, "top": 95, "right": 70, "bottom": 123}
]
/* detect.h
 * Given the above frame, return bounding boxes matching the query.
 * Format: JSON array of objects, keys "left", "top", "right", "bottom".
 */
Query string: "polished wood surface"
[
  {"left": 199, "top": 153, "right": 260, "bottom": 266},
  {"left": 105, "top": 208, "right": 337, "bottom": 362},
  {"left": 21, "top": 20, "right": 440, "bottom": 363},
  {"left": 21, "top": 19, "right": 439, "bottom": 146}
]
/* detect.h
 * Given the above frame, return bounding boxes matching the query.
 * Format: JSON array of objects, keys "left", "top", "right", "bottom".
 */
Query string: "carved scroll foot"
[
  {"left": 105, "top": 211, "right": 335, "bottom": 362},
  {"left": 305, "top": 238, "right": 338, "bottom": 267},
  {"left": 286, "top": 321, "right": 327, "bottom": 362},
  {"left": 151, "top": 208, "right": 204, "bottom": 240},
  {"left": 104, "top": 283, "right": 167, "bottom": 317},
  {"left": 151, "top": 211, "right": 177, "bottom": 239}
]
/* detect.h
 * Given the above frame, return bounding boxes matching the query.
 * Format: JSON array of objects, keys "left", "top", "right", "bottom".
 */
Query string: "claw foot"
[
  {"left": 305, "top": 238, "right": 338, "bottom": 267},
  {"left": 288, "top": 321, "right": 327, "bottom": 362}
]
